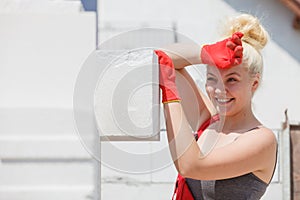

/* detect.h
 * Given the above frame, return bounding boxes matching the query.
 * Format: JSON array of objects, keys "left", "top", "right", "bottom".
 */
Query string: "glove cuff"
[{"left": 161, "top": 88, "right": 181, "bottom": 104}]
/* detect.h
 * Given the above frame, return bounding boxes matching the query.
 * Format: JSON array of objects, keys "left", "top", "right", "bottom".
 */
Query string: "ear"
[{"left": 251, "top": 73, "right": 260, "bottom": 92}]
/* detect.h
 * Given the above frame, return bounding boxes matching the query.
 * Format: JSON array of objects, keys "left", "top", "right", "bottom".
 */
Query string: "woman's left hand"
[{"left": 200, "top": 32, "right": 244, "bottom": 69}]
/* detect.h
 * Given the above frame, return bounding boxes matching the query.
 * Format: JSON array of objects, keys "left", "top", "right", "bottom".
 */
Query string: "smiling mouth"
[{"left": 215, "top": 98, "right": 235, "bottom": 105}]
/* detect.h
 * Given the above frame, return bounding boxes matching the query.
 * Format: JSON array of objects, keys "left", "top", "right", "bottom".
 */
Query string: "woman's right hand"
[{"left": 154, "top": 50, "right": 181, "bottom": 104}]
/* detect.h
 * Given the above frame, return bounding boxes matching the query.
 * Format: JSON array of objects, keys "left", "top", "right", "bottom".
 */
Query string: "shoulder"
[
  {"left": 189, "top": 126, "right": 277, "bottom": 180},
  {"left": 247, "top": 126, "right": 276, "bottom": 142},
  {"left": 239, "top": 126, "right": 277, "bottom": 153},
  {"left": 242, "top": 127, "right": 277, "bottom": 182}
]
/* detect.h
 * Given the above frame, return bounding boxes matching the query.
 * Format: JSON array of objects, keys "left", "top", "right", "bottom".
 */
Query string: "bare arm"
[
  {"left": 160, "top": 43, "right": 202, "bottom": 69},
  {"left": 176, "top": 68, "right": 217, "bottom": 131},
  {"left": 164, "top": 102, "right": 277, "bottom": 182},
  {"left": 155, "top": 44, "right": 215, "bottom": 131}
]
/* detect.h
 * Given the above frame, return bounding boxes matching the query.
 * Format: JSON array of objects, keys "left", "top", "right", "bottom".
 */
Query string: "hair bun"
[{"left": 223, "top": 14, "right": 269, "bottom": 51}]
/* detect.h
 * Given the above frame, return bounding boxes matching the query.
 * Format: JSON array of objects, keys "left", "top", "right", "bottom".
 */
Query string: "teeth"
[{"left": 216, "top": 98, "right": 232, "bottom": 103}]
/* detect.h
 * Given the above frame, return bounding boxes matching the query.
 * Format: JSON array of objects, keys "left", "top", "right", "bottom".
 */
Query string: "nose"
[
  {"left": 214, "top": 82, "right": 226, "bottom": 96},
  {"left": 215, "top": 88, "right": 226, "bottom": 95}
]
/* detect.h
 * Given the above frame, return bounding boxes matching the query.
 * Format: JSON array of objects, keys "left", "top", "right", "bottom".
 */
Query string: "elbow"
[
  {"left": 176, "top": 162, "right": 197, "bottom": 178},
  {"left": 178, "top": 169, "right": 190, "bottom": 178}
]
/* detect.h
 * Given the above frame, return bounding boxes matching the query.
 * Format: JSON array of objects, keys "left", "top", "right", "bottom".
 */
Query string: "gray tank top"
[{"left": 185, "top": 173, "right": 268, "bottom": 200}]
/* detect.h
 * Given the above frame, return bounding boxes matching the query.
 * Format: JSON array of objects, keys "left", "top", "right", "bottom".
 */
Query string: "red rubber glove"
[
  {"left": 154, "top": 50, "right": 181, "bottom": 104},
  {"left": 200, "top": 32, "right": 244, "bottom": 69}
]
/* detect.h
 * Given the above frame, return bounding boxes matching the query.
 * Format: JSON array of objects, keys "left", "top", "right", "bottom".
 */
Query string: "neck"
[{"left": 218, "top": 105, "right": 260, "bottom": 133}]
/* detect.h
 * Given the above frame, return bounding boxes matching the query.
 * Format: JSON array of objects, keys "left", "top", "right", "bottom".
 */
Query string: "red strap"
[
  {"left": 172, "top": 174, "right": 194, "bottom": 200},
  {"left": 197, "top": 114, "right": 220, "bottom": 139}
]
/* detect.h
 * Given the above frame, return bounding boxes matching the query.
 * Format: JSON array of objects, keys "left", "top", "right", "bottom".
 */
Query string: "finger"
[
  {"left": 232, "top": 34, "right": 242, "bottom": 45},
  {"left": 233, "top": 32, "right": 244, "bottom": 39},
  {"left": 226, "top": 41, "right": 237, "bottom": 50},
  {"left": 234, "top": 46, "right": 243, "bottom": 57},
  {"left": 233, "top": 58, "right": 242, "bottom": 65}
]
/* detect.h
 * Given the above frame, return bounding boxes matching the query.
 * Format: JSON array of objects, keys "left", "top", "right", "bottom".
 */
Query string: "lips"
[{"left": 215, "top": 98, "right": 235, "bottom": 105}]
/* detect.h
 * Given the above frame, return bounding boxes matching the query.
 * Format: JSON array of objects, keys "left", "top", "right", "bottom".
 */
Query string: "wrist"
[
  {"left": 161, "top": 86, "right": 181, "bottom": 104},
  {"left": 162, "top": 99, "right": 181, "bottom": 104}
]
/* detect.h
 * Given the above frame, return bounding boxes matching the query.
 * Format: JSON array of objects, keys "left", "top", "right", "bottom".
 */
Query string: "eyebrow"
[
  {"left": 207, "top": 72, "right": 216, "bottom": 77},
  {"left": 207, "top": 72, "right": 241, "bottom": 77},
  {"left": 225, "top": 72, "right": 241, "bottom": 77}
]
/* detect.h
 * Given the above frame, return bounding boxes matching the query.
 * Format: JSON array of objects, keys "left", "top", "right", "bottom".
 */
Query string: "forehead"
[{"left": 206, "top": 64, "right": 248, "bottom": 77}]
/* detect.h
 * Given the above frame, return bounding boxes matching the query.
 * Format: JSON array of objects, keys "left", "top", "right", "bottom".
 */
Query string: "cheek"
[
  {"left": 229, "top": 83, "right": 251, "bottom": 99},
  {"left": 205, "top": 85, "right": 214, "bottom": 97},
  {"left": 227, "top": 84, "right": 240, "bottom": 93}
]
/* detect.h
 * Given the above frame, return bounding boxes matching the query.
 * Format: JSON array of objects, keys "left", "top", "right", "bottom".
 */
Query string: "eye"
[
  {"left": 227, "top": 77, "right": 237, "bottom": 82},
  {"left": 207, "top": 77, "right": 217, "bottom": 82}
]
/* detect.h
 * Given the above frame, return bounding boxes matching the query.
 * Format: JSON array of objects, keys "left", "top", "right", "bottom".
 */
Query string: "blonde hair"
[{"left": 222, "top": 14, "right": 269, "bottom": 78}]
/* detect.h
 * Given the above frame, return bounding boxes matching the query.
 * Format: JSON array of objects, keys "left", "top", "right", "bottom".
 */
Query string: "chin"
[{"left": 217, "top": 108, "right": 235, "bottom": 117}]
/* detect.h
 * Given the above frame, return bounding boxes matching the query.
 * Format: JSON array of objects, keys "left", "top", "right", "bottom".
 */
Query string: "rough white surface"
[
  {"left": 0, "top": 13, "right": 97, "bottom": 199},
  {"left": 0, "top": 0, "right": 83, "bottom": 13},
  {"left": 101, "top": 182, "right": 174, "bottom": 200},
  {"left": 94, "top": 50, "right": 159, "bottom": 138},
  {"left": 0, "top": 13, "right": 96, "bottom": 108}
]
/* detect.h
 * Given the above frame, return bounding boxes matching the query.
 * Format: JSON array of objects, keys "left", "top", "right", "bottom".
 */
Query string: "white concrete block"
[
  {"left": 261, "top": 183, "right": 283, "bottom": 200},
  {"left": 0, "top": 186, "right": 94, "bottom": 200},
  {"left": 0, "top": 13, "right": 96, "bottom": 108},
  {"left": 101, "top": 164, "right": 152, "bottom": 183},
  {"left": 0, "top": 0, "right": 83, "bottom": 13},
  {"left": 94, "top": 50, "right": 160, "bottom": 139},
  {"left": 101, "top": 182, "right": 174, "bottom": 200},
  {"left": 0, "top": 162, "right": 94, "bottom": 186},
  {"left": 101, "top": 141, "right": 152, "bottom": 175},
  {"left": 150, "top": 132, "right": 177, "bottom": 183}
]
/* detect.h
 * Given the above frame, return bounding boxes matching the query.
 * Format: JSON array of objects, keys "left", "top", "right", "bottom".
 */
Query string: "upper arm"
[
  {"left": 184, "top": 128, "right": 277, "bottom": 180},
  {"left": 176, "top": 68, "right": 217, "bottom": 132}
]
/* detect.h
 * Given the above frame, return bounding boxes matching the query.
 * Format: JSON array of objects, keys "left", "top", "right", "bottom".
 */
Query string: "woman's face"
[{"left": 205, "top": 64, "right": 259, "bottom": 117}]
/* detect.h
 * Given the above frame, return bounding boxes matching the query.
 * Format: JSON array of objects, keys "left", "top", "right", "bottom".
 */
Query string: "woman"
[{"left": 155, "top": 14, "right": 277, "bottom": 200}]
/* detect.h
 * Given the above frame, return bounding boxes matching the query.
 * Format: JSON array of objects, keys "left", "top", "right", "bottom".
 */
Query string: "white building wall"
[
  {"left": 0, "top": 2, "right": 97, "bottom": 199},
  {"left": 0, "top": 0, "right": 83, "bottom": 13}
]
